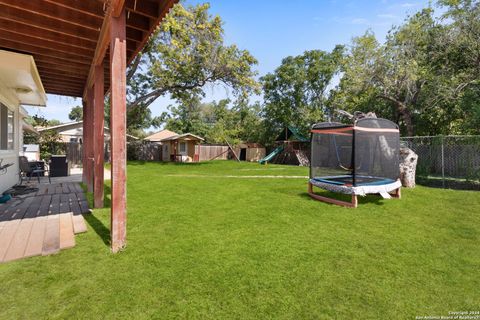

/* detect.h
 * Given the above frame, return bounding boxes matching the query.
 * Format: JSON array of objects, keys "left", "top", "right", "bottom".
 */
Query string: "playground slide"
[{"left": 258, "top": 146, "right": 284, "bottom": 164}]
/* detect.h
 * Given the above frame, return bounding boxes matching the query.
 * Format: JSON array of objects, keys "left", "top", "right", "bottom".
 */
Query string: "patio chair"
[{"left": 18, "top": 156, "right": 51, "bottom": 184}]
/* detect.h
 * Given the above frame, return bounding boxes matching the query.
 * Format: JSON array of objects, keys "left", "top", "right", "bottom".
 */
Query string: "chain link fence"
[{"left": 400, "top": 135, "right": 480, "bottom": 190}]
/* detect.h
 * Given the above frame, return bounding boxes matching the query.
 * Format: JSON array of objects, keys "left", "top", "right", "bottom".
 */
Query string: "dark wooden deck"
[{"left": 0, "top": 182, "right": 89, "bottom": 263}]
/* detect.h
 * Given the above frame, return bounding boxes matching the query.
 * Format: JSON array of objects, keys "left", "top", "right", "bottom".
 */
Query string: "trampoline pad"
[{"left": 310, "top": 176, "right": 401, "bottom": 196}]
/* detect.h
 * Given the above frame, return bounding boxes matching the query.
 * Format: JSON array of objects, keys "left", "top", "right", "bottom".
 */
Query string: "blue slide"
[{"left": 259, "top": 146, "right": 284, "bottom": 164}]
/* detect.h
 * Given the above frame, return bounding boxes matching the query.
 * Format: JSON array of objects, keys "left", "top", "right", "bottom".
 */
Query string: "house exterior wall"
[{"left": 0, "top": 86, "right": 21, "bottom": 194}]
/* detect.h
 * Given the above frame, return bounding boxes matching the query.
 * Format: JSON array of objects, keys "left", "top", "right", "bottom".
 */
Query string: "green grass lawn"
[{"left": 1, "top": 161, "right": 479, "bottom": 319}]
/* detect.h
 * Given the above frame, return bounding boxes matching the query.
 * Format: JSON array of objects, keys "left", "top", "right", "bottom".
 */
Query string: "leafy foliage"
[
  {"left": 261, "top": 47, "right": 344, "bottom": 138},
  {"left": 329, "top": 1, "right": 480, "bottom": 136},
  {"left": 125, "top": 3, "right": 259, "bottom": 131},
  {"left": 68, "top": 106, "right": 83, "bottom": 121},
  {"left": 163, "top": 98, "right": 264, "bottom": 145}
]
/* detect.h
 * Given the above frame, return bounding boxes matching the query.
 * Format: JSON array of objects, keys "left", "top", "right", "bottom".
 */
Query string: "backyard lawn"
[{"left": 0, "top": 161, "right": 479, "bottom": 319}]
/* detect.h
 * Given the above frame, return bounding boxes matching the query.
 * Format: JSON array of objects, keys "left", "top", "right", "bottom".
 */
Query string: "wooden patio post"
[
  {"left": 109, "top": 7, "right": 127, "bottom": 252},
  {"left": 82, "top": 99, "right": 88, "bottom": 185},
  {"left": 86, "top": 87, "right": 95, "bottom": 192},
  {"left": 93, "top": 63, "right": 105, "bottom": 208}
]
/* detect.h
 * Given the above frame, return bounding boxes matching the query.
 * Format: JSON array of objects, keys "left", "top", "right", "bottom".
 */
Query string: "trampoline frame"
[{"left": 308, "top": 179, "right": 401, "bottom": 208}]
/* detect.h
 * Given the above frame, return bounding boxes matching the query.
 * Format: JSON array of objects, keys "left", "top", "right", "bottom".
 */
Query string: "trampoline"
[{"left": 308, "top": 118, "right": 402, "bottom": 207}]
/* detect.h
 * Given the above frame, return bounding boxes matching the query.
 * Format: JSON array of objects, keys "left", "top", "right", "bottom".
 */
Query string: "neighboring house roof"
[
  {"left": 145, "top": 129, "right": 178, "bottom": 142},
  {"left": 22, "top": 121, "right": 39, "bottom": 136},
  {"left": 161, "top": 133, "right": 205, "bottom": 142},
  {"left": 37, "top": 121, "right": 80, "bottom": 132},
  {"left": 37, "top": 121, "right": 139, "bottom": 140},
  {"left": 275, "top": 126, "right": 309, "bottom": 142}
]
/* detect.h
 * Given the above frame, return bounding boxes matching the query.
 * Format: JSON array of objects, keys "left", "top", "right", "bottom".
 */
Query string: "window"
[
  {"left": 0, "top": 103, "right": 14, "bottom": 150},
  {"left": 179, "top": 142, "right": 186, "bottom": 153}
]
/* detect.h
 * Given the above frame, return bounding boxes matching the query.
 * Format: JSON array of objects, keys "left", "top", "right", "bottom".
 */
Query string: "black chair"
[{"left": 19, "top": 156, "right": 51, "bottom": 184}]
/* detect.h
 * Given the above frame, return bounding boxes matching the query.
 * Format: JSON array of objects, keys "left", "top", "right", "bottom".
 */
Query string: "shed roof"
[
  {"left": 145, "top": 129, "right": 178, "bottom": 142},
  {"left": 161, "top": 133, "right": 204, "bottom": 142}
]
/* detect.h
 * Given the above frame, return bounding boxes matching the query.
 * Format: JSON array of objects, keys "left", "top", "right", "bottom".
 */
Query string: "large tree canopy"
[
  {"left": 125, "top": 3, "right": 259, "bottom": 131},
  {"left": 261, "top": 47, "right": 344, "bottom": 137}
]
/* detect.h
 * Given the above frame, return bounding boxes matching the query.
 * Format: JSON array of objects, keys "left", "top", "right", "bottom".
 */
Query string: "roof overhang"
[{"left": 0, "top": 50, "right": 47, "bottom": 106}]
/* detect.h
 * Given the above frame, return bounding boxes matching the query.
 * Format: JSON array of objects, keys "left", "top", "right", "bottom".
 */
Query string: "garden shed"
[
  {"left": 160, "top": 133, "right": 204, "bottom": 162},
  {"left": 234, "top": 143, "right": 266, "bottom": 162}
]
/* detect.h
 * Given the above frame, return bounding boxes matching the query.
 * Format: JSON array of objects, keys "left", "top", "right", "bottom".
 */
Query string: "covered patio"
[{"left": 0, "top": 0, "right": 177, "bottom": 253}]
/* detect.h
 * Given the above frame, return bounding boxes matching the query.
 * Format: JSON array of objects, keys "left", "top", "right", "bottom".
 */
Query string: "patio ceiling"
[{"left": 0, "top": 0, "right": 176, "bottom": 98}]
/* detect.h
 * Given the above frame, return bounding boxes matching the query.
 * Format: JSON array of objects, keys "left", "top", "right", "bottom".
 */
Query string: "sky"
[{"left": 26, "top": 0, "right": 432, "bottom": 124}]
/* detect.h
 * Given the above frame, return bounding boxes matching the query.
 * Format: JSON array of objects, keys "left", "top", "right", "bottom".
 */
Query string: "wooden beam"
[
  {"left": 38, "top": 68, "right": 89, "bottom": 81},
  {"left": 0, "top": 19, "right": 97, "bottom": 51},
  {"left": 111, "top": 0, "right": 126, "bottom": 17},
  {"left": 96, "top": 0, "right": 159, "bottom": 19},
  {"left": 43, "top": 0, "right": 104, "bottom": 18},
  {"left": 41, "top": 83, "right": 82, "bottom": 93},
  {"left": 41, "top": 79, "right": 85, "bottom": 91},
  {"left": 0, "top": 0, "right": 102, "bottom": 31},
  {"left": 125, "top": 11, "right": 151, "bottom": 32},
  {"left": 0, "top": 39, "right": 92, "bottom": 65},
  {"left": 109, "top": 7, "right": 128, "bottom": 253},
  {"left": 36, "top": 61, "right": 90, "bottom": 73},
  {"left": 93, "top": 63, "right": 105, "bottom": 208},
  {"left": 125, "top": 0, "right": 158, "bottom": 19},
  {"left": 0, "top": 5, "right": 99, "bottom": 42},
  {"left": 126, "top": 0, "right": 177, "bottom": 66},
  {"left": 46, "top": 88, "right": 82, "bottom": 97},
  {"left": 42, "top": 84, "right": 85, "bottom": 95},
  {"left": 0, "top": 30, "right": 93, "bottom": 58}
]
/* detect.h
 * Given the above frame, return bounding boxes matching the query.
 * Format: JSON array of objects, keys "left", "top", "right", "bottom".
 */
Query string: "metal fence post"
[{"left": 441, "top": 135, "right": 445, "bottom": 188}]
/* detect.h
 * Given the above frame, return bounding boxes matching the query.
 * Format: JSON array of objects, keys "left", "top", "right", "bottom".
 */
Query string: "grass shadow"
[
  {"left": 81, "top": 181, "right": 112, "bottom": 247},
  {"left": 83, "top": 213, "right": 110, "bottom": 246}
]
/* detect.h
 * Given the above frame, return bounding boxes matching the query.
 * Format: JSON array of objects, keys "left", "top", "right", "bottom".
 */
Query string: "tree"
[
  {"left": 334, "top": 9, "right": 438, "bottom": 136},
  {"left": 68, "top": 106, "right": 83, "bottom": 121},
  {"left": 331, "top": 1, "right": 480, "bottom": 136},
  {"left": 261, "top": 47, "right": 344, "bottom": 138},
  {"left": 125, "top": 3, "right": 259, "bottom": 131},
  {"left": 162, "top": 97, "right": 264, "bottom": 145}
]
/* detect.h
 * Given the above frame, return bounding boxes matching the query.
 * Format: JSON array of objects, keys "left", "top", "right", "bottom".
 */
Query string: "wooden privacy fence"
[
  {"left": 64, "top": 142, "right": 82, "bottom": 165},
  {"left": 126, "top": 142, "right": 161, "bottom": 161},
  {"left": 195, "top": 144, "right": 229, "bottom": 161},
  {"left": 53, "top": 142, "right": 110, "bottom": 165}
]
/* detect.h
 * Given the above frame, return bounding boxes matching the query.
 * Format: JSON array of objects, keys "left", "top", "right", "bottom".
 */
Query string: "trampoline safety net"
[{"left": 310, "top": 118, "right": 400, "bottom": 187}]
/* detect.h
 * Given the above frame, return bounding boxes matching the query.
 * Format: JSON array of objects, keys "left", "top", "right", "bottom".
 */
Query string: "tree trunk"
[
  {"left": 399, "top": 107, "right": 414, "bottom": 137},
  {"left": 377, "top": 95, "right": 414, "bottom": 136},
  {"left": 399, "top": 147, "right": 418, "bottom": 188}
]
